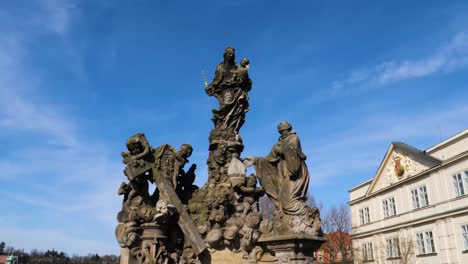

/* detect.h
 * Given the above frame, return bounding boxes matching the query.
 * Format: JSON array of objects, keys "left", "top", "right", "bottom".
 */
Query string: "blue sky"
[{"left": 1, "top": 0, "right": 468, "bottom": 256}]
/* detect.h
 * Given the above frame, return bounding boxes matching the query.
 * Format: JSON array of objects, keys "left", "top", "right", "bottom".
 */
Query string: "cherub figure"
[
  {"left": 208, "top": 200, "right": 227, "bottom": 229},
  {"left": 153, "top": 200, "right": 174, "bottom": 224},
  {"left": 118, "top": 179, "right": 149, "bottom": 211},
  {"left": 223, "top": 203, "right": 245, "bottom": 248},
  {"left": 236, "top": 58, "right": 250, "bottom": 85},
  {"left": 235, "top": 174, "right": 265, "bottom": 217},
  {"left": 121, "top": 133, "right": 152, "bottom": 165},
  {"left": 120, "top": 133, "right": 153, "bottom": 204}
]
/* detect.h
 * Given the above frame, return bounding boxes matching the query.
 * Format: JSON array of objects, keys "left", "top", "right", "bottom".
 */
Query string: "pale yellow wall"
[{"left": 427, "top": 130, "right": 468, "bottom": 160}]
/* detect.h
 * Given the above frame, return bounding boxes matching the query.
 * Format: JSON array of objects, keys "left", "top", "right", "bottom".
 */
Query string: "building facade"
[{"left": 349, "top": 129, "right": 468, "bottom": 264}]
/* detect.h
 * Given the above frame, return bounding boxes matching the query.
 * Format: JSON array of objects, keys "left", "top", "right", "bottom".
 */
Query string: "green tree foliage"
[
  {"left": 0, "top": 242, "right": 5, "bottom": 254},
  {"left": 0, "top": 243, "right": 118, "bottom": 264}
]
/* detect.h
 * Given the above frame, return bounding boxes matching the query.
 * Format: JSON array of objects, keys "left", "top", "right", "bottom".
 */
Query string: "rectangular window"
[
  {"left": 364, "top": 207, "right": 369, "bottom": 223},
  {"left": 453, "top": 173, "right": 465, "bottom": 196},
  {"left": 383, "top": 197, "right": 397, "bottom": 217},
  {"left": 362, "top": 242, "right": 373, "bottom": 261},
  {"left": 416, "top": 233, "right": 425, "bottom": 254},
  {"left": 359, "top": 207, "right": 370, "bottom": 225},
  {"left": 416, "top": 231, "right": 435, "bottom": 255},
  {"left": 462, "top": 224, "right": 468, "bottom": 250},
  {"left": 383, "top": 200, "right": 388, "bottom": 217},
  {"left": 411, "top": 189, "right": 419, "bottom": 209},
  {"left": 411, "top": 186, "right": 429, "bottom": 209},
  {"left": 386, "top": 237, "right": 401, "bottom": 258},
  {"left": 359, "top": 209, "right": 363, "bottom": 224},
  {"left": 419, "top": 186, "right": 429, "bottom": 207},
  {"left": 389, "top": 197, "right": 396, "bottom": 215}
]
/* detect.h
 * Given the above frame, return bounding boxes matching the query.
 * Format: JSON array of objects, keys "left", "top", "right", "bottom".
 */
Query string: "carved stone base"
[
  {"left": 258, "top": 234, "right": 326, "bottom": 264},
  {"left": 208, "top": 248, "right": 255, "bottom": 264},
  {"left": 119, "top": 223, "right": 171, "bottom": 264},
  {"left": 120, "top": 248, "right": 137, "bottom": 264}
]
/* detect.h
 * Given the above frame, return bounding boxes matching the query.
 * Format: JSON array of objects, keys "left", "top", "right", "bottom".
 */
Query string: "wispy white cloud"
[
  {"left": 308, "top": 103, "right": 468, "bottom": 185},
  {"left": 331, "top": 32, "right": 468, "bottom": 93},
  {"left": 0, "top": 1, "right": 80, "bottom": 147},
  {"left": 0, "top": 0, "right": 120, "bottom": 255},
  {"left": 0, "top": 93, "right": 78, "bottom": 147},
  {"left": 38, "top": 0, "right": 77, "bottom": 35}
]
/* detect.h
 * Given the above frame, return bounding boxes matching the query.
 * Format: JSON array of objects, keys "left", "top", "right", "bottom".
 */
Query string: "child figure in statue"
[
  {"left": 236, "top": 58, "right": 250, "bottom": 84},
  {"left": 120, "top": 133, "right": 152, "bottom": 207},
  {"left": 235, "top": 174, "right": 265, "bottom": 217}
]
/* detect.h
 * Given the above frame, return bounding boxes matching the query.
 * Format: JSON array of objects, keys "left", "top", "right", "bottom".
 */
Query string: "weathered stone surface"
[
  {"left": 116, "top": 133, "right": 205, "bottom": 264},
  {"left": 205, "top": 47, "right": 252, "bottom": 133},
  {"left": 258, "top": 234, "right": 326, "bottom": 264},
  {"left": 245, "top": 122, "right": 323, "bottom": 238},
  {"left": 209, "top": 248, "right": 255, "bottom": 264},
  {"left": 116, "top": 47, "right": 325, "bottom": 264}
]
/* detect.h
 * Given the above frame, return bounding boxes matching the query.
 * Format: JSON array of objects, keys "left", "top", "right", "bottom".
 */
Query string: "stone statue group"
[{"left": 115, "top": 47, "right": 323, "bottom": 264}]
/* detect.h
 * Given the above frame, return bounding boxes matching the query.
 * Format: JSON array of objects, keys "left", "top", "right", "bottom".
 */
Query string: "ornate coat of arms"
[{"left": 393, "top": 155, "right": 405, "bottom": 177}]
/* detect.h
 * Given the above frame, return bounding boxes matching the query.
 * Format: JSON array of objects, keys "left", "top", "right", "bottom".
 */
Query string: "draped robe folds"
[
  {"left": 254, "top": 131, "right": 310, "bottom": 217},
  {"left": 208, "top": 62, "right": 252, "bottom": 132}
]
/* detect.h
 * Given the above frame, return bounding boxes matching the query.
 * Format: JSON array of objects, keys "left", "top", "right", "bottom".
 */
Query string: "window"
[
  {"left": 411, "top": 185, "right": 429, "bottom": 209},
  {"left": 386, "top": 237, "right": 401, "bottom": 258},
  {"left": 383, "top": 197, "right": 397, "bottom": 217},
  {"left": 337, "top": 252, "right": 343, "bottom": 261},
  {"left": 462, "top": 224, "right": 468, "bottom": 251},
  {"left": 359, "top": 207, "right": 370, "bottom": 225},
  {"left": 416, "top": 231, "right": 435, "bottom": 255},
  {"left": 452, "top": 171, "right": 468, "bottom": 197},
  {"left": 362, "top": 242, "right": 373, "bottom": 261}
]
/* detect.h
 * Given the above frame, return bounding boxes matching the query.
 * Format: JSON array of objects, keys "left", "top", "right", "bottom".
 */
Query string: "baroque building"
[{"left": 349, "top": 129, "right": 468, "bottom": 264}]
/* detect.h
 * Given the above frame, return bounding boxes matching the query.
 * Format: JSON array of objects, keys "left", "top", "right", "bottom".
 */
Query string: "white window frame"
[
  {"left": 452, "top": 171, "right": 468, "bottom": 197},
  {"left": 411, "top": 189, "right": 419, "bottom": 209},
  {"left": 359, "top": 207, "right": 370, "bottom": 225},
  {"left": 462, "top": 224, "right": 468, "bottom": 251},
  {"left": 416, "top": 231, "right": 435, "bottom": 255},
  {"left": 419, "top": 186, "right": 429, "bottom": 207},
  {"left": 362, "top": 242, "right": 373, "bottom": 261},
  {"left": 386, "top": 237, "right": 401, "bottom": 258},
  {"left": 383, "top": 196, "right": 397, "bottom": 218},
  {"left": 411, "top": 185, "right": 429, "bottom": 209}
]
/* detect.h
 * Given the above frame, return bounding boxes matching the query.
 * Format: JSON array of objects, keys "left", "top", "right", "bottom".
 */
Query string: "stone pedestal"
[
  {"left": 258, "top": 234, "right": 326, "bottom": 264},
  {"left": 120, "top": 248, "right": 137, "bottom": 264},
  {"left": 208, "top": 248, "right": 254, "bottom": 264},
  {"left": 119, "top": 223, "right": 169, "bottom": 264}
]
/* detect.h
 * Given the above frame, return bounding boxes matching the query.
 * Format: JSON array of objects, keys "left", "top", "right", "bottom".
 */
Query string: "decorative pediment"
[{"left": 366, "top": 142, "right": 441, "bottom": 196}]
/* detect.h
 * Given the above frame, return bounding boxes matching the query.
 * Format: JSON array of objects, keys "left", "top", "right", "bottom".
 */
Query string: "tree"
[
  {"left": 5, "top": 246, "right": 15, "bottom": 254},
  {"left": 395, "top": 238, "right": 415, "bottom": 264},
  {"left": 0, "top": 242, "right": 5, "bottom": 254},
  {"left": 374, "top": 237, "right": 415, "bottom": 264},
  {"left": 259, "top": 195, "right": 275, "bottom": 219},
  {"left": 319, "top": 232, "right": 352, "bottom": 264},
  {"left": 0, "top": 242, "right": 119, "bottom": 264},
  {"left": 30, "top": 249, "right": 39, "bottom": 257},
  {"left": 319, "top": 204, "right": 353, "bottom": 264},
  {"left": 352, "top": 236, "right": 415, "bottom": 264},
  {"left": 259, "top": 192, "right": 321, "bottom": 220}
]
